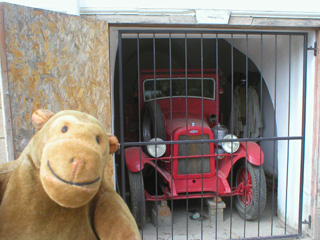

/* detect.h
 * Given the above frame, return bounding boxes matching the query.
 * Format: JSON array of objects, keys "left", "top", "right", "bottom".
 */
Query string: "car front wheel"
[{"left": 235, "top": 162, "right": 267, "bottom": 220}]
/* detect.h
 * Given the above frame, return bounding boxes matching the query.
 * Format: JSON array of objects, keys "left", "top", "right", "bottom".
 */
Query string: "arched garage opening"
[{"left": 111, "top": 31, "right": 307, "bottom": 239}]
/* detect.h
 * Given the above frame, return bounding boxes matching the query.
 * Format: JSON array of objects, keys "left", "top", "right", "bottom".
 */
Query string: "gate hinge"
[
  {"left": 302, "top": 215, "right": 311, "bottom": 229},
  {"left": 307, "top": 42, "right": 317, "bottom": 56}
]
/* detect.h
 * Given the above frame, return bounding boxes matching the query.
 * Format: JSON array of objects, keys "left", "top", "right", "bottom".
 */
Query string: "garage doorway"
[{"left": 113, "top": 30, "right": 308, "bottom": 239}]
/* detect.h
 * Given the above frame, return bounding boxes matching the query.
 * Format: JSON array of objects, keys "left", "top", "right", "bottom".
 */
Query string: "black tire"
[
  {"left": 234, "top": 162, "right": 267, "bottom": 220},
  {"left": 128, "top": 171, "right": 146, "bottom": 228}
]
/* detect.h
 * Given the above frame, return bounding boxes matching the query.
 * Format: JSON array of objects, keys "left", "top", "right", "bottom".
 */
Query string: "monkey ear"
[
  {"left": 108, "top": 135, "right": 119, "bottom": 154},
  {"left": 32, "top": 109, "right": 55, "bottom": 130}
]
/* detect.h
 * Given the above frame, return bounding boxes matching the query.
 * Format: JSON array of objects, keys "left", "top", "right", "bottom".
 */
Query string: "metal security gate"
[{"left": 116, "top": 30, "right": 308, "bottom": 240}]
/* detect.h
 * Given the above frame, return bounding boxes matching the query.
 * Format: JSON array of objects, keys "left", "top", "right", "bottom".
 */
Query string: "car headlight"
[
  {"left": 147, "top": 138, "right": 166, "bottom": 157},
  {"left": 222, "top": 134, "right": 240, "bottom": 153}
]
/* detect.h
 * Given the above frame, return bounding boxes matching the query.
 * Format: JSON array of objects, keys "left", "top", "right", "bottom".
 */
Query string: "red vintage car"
[{"left": 125, "top": 69, "right": 266, "bottom": 228}]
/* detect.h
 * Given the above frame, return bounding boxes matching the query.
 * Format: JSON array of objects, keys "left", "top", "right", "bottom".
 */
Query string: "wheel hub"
[{"left": 237, "top": 167, "right": 253, "bottom": 206}]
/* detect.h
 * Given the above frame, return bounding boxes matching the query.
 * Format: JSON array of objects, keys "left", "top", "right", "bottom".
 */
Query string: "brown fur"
[{"left": 0, "top": 110, "right": 140, "bottom": 240}]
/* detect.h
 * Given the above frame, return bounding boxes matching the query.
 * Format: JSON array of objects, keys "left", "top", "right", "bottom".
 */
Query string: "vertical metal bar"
[
  {"left": 137, "top": 33, "right": 144, "bottom": 238},
  {"left": 244, "top": 33, "right": 249, "bottom": 238},
  {"left": 137, "top": 34, "right": 141, "bottom": 142},
  {"left": 285, "top": 34, "right": 292, "bottom": 235},
  {"left": 118, "top": 32, "right": 126, "bottom": 201},
  {"left": 215, "top": 33, "right": 219, "bottom": 240},
  {"left": 200, "top": 33, "right": 204, "bottom": 240},
  {"left": 230, "top": 33, "right": 234, "bottom": 239},
  {"left": 169, "top": 33, "right": 174, "bottom": 240},
  {"left": 184, "top": 33, "right": 189, "bottom": 239},
  {"left": 215, "top": 35, "right": 220, "bottom": 123},
  {"left": 298, "top": 33, "right": 308, "bottom": 236},
  {"left": 245, "top": 34, "right": 249, "bottom": 140},
  {"left": 258, "top": 34, "right": 264, "bottom": 237},
  {"left": 271, "top": 35, "right": 278, "bottom": 236},
  {"left": 152, "top": 33, "right": 159, "bottom": 239}
]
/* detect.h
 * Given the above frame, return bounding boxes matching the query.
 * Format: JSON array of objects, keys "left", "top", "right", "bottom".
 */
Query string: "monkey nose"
[{"left": 70, "top": 158, "right": 86, "bottom": 174}]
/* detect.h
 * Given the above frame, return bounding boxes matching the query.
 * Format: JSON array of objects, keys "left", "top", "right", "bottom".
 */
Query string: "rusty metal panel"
[{"left": 0, "top": 3, "right": 111, "bottom": 157}]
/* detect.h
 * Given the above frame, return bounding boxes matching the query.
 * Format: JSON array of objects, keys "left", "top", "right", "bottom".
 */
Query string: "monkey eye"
[
  {"left": 96, "top": 136, "right": 101, "bottom": 144},
  {"left": 61, "top": 126, "right": 68, "bottom": 133}
]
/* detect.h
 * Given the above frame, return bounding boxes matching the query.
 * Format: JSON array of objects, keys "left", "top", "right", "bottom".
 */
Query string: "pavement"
[{"left": 140, "top": 195, "right": 312, "bottom": 240}]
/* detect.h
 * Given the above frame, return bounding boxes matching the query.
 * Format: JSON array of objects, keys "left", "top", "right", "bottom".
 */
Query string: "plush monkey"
[{"left": 0, "top": 109, "right": 140, "bottom": 240}]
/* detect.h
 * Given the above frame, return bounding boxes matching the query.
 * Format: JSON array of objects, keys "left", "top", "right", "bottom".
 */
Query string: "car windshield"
[{"left": 143, "top": 78, "right": 215, "bottom": 101}]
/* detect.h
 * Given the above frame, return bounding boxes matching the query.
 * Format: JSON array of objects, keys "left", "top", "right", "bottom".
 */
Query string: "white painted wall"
[
  {"left": 303, "top": 33, "right": 316, "bottom": 233},
  {"left": 0, "top": 72, "right": 8, "bottom": 163}
]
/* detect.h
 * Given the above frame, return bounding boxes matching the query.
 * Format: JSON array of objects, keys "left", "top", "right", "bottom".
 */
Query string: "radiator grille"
[{"left": 178, "top": 134, "right": 210, "bottom": 175}]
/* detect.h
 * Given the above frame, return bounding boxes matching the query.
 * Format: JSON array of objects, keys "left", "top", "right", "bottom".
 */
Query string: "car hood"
[{"left": 163, "top": 112, "right": 211, "bottom": 139}]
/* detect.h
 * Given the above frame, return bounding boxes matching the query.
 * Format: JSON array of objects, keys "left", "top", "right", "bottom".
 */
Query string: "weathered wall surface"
[
  {"left": 0, "top": 3, "right": 114, "bottom": 185},
  {"left": 1, "top": 3, "right": 111, "bottom": 158}
]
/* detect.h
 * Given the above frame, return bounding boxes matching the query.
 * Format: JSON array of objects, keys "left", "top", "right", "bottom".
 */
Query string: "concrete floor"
[{"left": 140, "top": 195, "right": 311, "bottom": 240}]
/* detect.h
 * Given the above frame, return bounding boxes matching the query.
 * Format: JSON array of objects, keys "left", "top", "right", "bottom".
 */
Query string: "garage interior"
[{"left": 110, "top": 30, "right": 310, "bottom": 239}]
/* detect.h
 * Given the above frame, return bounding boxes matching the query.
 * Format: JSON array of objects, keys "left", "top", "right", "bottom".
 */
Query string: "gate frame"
[{"left": 116, "top": 29, "right": 309, "bottom": 239}]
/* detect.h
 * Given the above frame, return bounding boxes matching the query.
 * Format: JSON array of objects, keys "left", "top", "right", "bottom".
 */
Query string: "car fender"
[
  {"left": 219, "top": 141, "right": 264, "bottom": 177},
  {"left": 125, "top": 147, "right": 148, "bottom": 172},
  {"left": 236, "top": 141, "right": 264, "bottom": 165}
]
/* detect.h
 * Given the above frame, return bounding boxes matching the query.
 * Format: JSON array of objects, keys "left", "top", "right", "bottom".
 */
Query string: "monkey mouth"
[{"left": 47, "top": 160, "right": 100, "bottom": 187}]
